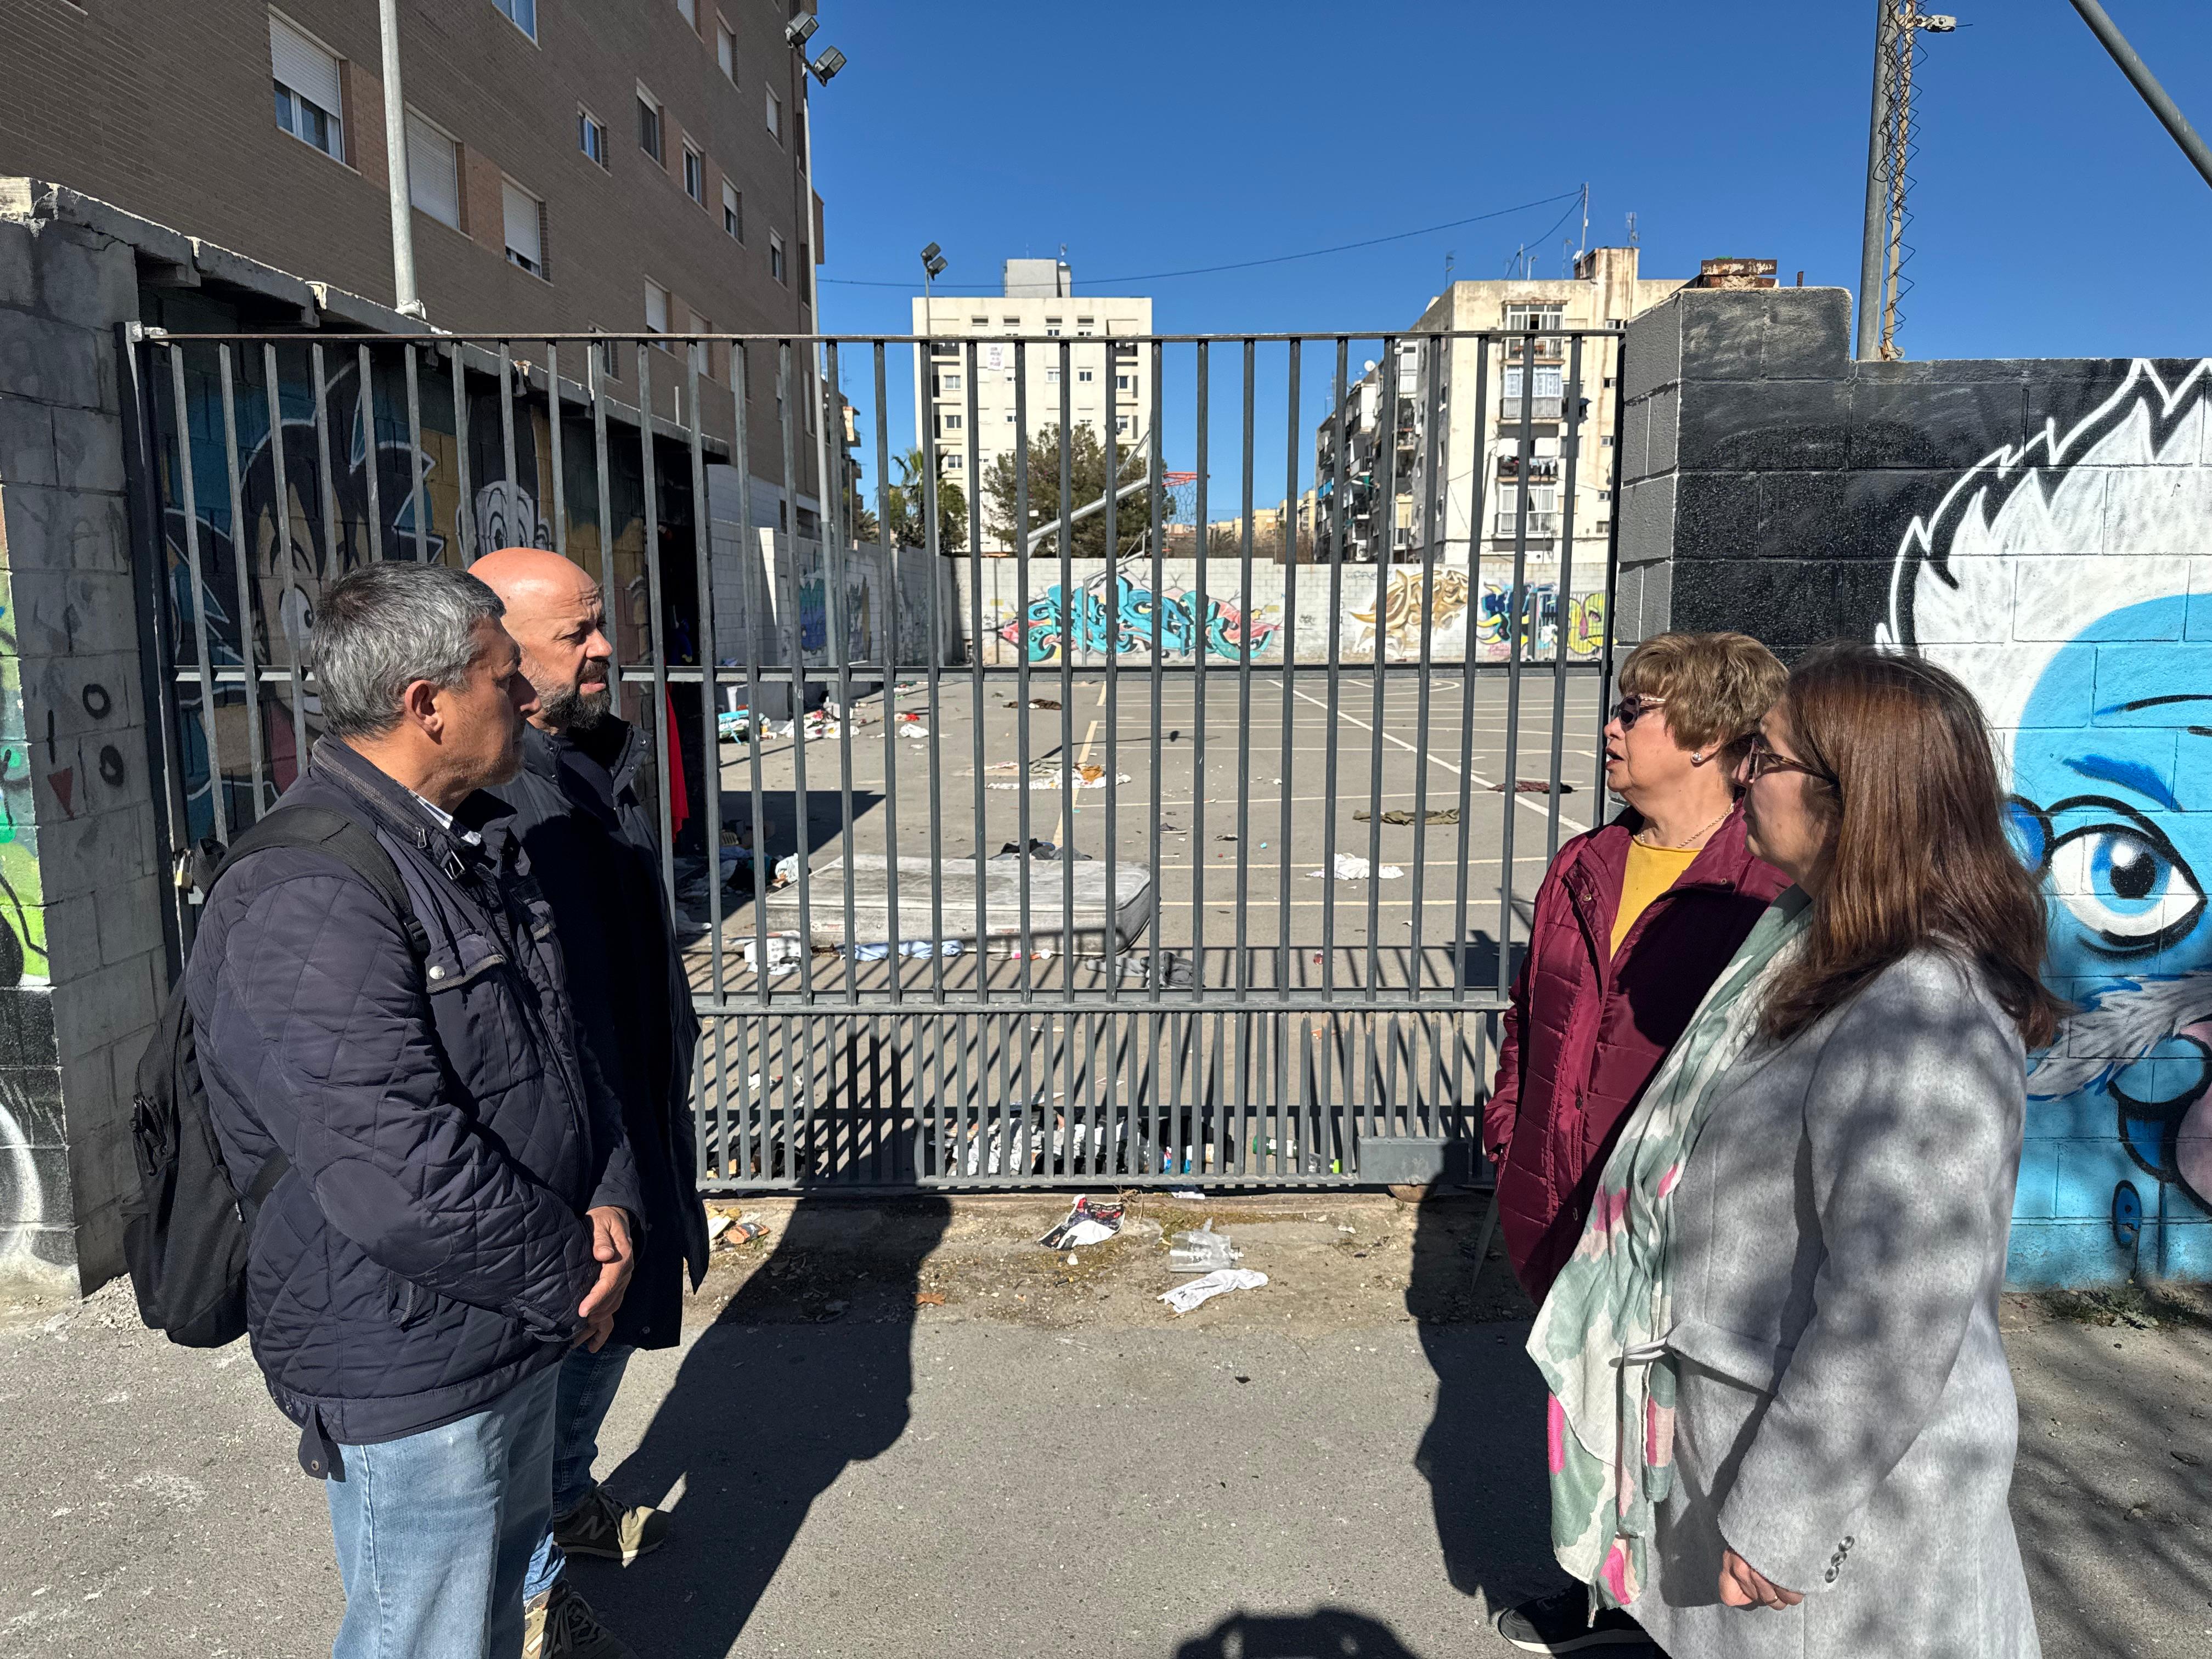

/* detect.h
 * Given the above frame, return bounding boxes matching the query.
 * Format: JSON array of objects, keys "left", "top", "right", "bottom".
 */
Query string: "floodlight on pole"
[
  {"left": 785, "top": 14, "right": 817, "bottom": 47},
  {"left": 809, "top": 47, "right": 846, "bottom": 84},
  {"left": 920, "top": 243, "right": 947, "bottom": 297}
]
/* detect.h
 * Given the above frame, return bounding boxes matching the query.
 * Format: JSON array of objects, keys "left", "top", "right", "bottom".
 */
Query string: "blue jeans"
[
  {"left": 324, "top": 1364, "right": 558, "bottom": 1659},
  {"left": 521, "top": 1342, "right": 636, "bottom": 1604}
]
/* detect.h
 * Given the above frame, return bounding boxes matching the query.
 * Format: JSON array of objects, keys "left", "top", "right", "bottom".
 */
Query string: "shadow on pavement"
[
  {"left": 1172, "top": 1605, "right": 1426, "bottom": 1658},
  {"left": 586, "top": 1193, "right": 951, "bottom": 1657},
  {"left": 1404, "top": 1193, "right": 1569, "bottom": 1627}
]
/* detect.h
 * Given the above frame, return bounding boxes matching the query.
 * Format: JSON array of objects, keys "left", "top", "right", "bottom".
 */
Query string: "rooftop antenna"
[
  {"left": 1443, "top": 250, "right": 1455, "bottom": 287},
  {"left": 1626, "top": 211, "right": 1638, "bottom": 248},
  {"left": 1578, "top": 182, "right": 1590, "bottom": 258},
  {"left": 1858, "top": 2, "right": 1959, "bottom": 360}
]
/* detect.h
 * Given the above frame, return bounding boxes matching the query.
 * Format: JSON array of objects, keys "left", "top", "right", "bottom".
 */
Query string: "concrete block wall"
[
  {"left": 1617, "top": 285, "right": 2212, "bottom": 1284},
  {"left": 0, "top": 208, "right": 163, "bottom": 1298}
]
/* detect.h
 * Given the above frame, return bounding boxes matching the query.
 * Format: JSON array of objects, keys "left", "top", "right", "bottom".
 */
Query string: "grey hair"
[{"left": 313, "top": 562, "right": 505, "bottom": 740}]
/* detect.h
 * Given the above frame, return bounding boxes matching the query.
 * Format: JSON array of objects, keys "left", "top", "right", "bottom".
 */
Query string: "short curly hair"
[{"left": 1616, "top": 631, "right": 1787, "bottom": 757}]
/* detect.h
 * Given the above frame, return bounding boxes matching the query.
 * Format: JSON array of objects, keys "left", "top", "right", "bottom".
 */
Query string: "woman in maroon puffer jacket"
[{"left": 1485, "top": 631, "right": 1791, "bottom": 1306}]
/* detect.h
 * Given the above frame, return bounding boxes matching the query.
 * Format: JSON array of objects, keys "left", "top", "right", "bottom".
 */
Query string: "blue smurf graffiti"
[{"left": 1882, "top": 359, "right": 2212, "bottom": 1282}]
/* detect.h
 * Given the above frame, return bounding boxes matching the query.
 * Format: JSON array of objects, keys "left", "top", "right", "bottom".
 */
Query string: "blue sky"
[{"left": 803, "top": 0, "right": 2212, "bottom": 505}]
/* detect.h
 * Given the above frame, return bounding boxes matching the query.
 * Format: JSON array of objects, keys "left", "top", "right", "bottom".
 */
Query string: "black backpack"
[{"left": 122, "top": 805, "right": 428, "bottom": 1347}]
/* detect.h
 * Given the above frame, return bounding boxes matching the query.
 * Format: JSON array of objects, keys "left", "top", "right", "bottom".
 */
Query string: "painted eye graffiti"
[{"left": 2047, "top": 822, "right": 2205, "bottom": 952}]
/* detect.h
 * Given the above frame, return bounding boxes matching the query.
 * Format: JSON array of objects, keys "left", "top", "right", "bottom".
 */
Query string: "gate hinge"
[{"left": 126, "top": 323, "right": 170, "bottom": 342}]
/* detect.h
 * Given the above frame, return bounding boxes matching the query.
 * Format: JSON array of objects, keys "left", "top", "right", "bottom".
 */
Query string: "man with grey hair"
[{"left": 187, "top": 560, "right": 641, "bottom": 1659}]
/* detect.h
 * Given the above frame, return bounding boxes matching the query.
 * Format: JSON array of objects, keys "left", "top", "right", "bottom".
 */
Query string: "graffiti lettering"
[{"left": 1000, "top": 562, "right": 1278, "bottom": 663}]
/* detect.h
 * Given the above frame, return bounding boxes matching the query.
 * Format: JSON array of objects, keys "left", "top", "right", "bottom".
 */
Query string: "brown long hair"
[{"left": 1760, "top": 644, "right": 2065, "bottom": 1048}]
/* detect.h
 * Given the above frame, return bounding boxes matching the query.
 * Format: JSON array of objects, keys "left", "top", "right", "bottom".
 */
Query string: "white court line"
[{"left": 1273, "top": 680, "right": 1588, "bottom": 836}]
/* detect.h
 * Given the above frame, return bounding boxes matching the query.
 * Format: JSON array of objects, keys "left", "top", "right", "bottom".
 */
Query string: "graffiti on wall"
[
  {"left": 0, "top": 580, "right": 47, "bottom": 991},
  {"left": 1881, "top": 357, "right": 2212, "bottom": 1251},
  {"left": 998, "top": 560, "right": 1281, "bottom": 663},
  {"left": 1346, "top": 569, "right": 1606, "bottom": 663},
  {"left": 162, "top": 353, "right": 654, "bottom": 840}
]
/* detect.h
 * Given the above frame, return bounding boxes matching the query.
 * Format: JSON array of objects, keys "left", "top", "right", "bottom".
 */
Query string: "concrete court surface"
[{"left": 2, "top": 1191, "right": 2208, "bottom": 1659}]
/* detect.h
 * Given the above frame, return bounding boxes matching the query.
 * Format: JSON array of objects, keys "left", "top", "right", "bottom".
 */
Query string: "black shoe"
[{"left": 1493, "top": 1583, "right": 1650, "bottom": 1652}]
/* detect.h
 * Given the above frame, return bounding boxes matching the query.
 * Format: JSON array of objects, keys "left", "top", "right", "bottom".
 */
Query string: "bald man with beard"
[{"left": 472, "top": 547, "right": 709, "bottom": 1659}]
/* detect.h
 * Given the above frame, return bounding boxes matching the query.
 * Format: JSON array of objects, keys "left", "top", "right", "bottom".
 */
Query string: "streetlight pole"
[
  {"left": 1855, "top": 0, "right": 1895, "bottom": 360},
  {"left": 376, "top": 0, "right": 426, "bottom": 320},
  {"left": 2068, "top": 0, "right": 2212, "bottom": 193},
  {"left": 788, "top": 19, "right": 845, "bottom": 552}
]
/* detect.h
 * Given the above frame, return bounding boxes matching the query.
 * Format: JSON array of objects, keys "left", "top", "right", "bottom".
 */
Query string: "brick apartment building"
[{"left": 0, "top": 0, "right": 830, "bottom": 522}]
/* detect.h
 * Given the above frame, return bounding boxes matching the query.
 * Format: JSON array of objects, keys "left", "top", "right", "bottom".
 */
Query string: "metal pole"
[
  {"left": 1856, "top": 0, "right": 1895, "bottom": 360},
  {"left": 376, "top": 0, "right": 426, "bottom": 320},
  {"left": 2068, "top": 0, "right": 2212, "bottom": 193}
]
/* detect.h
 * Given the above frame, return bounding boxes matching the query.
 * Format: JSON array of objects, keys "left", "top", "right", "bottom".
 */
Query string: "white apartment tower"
[{"left": 912, "top": 259, "right": 1154, "bottom": 535}]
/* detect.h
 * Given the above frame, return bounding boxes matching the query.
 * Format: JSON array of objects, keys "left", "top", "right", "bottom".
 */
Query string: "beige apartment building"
[
  {"left": 1314, "top": 247, "right": 1759, "bottom": 565},
  {"left": 0, "top": 0, "right": 831, "bottom": 523},
  {"left": 911, "top": 260, "right": 1153, "bottom": 535}
]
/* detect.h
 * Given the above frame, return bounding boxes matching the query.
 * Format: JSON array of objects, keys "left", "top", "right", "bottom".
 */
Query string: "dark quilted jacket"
[
  {"left": 1482, "top": 805, "right": 1787, "bottom": 1303},
  {"left": 187, "top": 740, "right": 641, "bottom": 1464},
  {"left": 493, "top": 720, "right": 707, "bottom": 1351}
]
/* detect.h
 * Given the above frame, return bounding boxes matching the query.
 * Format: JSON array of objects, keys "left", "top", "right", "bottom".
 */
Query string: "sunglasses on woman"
[
  {"left": 1609, "top": 695, "right": 1665, "bottom": 731},
  {"left": 1741, "top": 736, "right": 1836, "bottom": 786}
]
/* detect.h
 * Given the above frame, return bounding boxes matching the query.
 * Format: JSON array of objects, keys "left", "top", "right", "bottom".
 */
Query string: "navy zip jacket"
[
  {"left": 493, "top": 718, "right": 708, "bottom": 1350},
  {"left": 187, "top": 740, "right": 641, "bottom": 1470}
]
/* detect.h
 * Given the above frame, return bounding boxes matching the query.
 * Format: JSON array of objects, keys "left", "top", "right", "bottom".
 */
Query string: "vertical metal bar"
[
  {"left": 261, "top": 343, "right": 308, "bottom": 772},
  {"left": 499, "top": 340, "right": 518, "bottom": 510},
  {"left": 1190, "top": 341, "right": 1208, "bottom": 1017},
  {"left": 684, "top": 343, "right": 728, "bottom": 1190},
  {"left": 776, "top": 341, "right": 815, "bottom": 1005},
  {"left": 168, "top": 343, "right": 229, "bottom": 847},
  {"left": 921, "top": 343, "right": 947, "bottom": 1002},
  {"left": 215, "top": 346, "right": 268, "bottom": 818},
  {"left": 1321, "top": 338, "right": 1347, "bottom": 1158},
  {"left": 1547, "top": 336, "right": 1585, "bottom": 856},
  {"left": 1011, "top": 340, "right": 1032, "bottom": 1181},
  {"left": 1102, "top": 339, "right": 1121, "bottom": 1011},
  {"left": 1497, "top": 328, "right": 1538, "bottom": 1005},
  {"left": 826, "top": 342, "right": 861, "bottom": 1015},
  {"left": 1596, "top": 340, "right": 1628, "bottom": 802},
  {"left": 452, "top": 344, "right": 476, "bottom": 566},
  {"left": 403, "top": 345, "right": 430, "bottom": 562},
  {"left": 876, "top": 342, "right": 904, "bottom": 1011},
  {"left": 356, "top": 346, "right": 385, "bottom": 566},
  {"left": 637, "top": 343, "right": 678, "bottom": 946},
  {"left": 1452, "top": 336, "right": 1491, "bottom": 1102},
  {"left": 546, "top": 342, "right": 568, "bottom": 561},
  {"left": 1234, "top": 337, "right": 1256, "bottom": 1181},
  {"left": 961, "top": 341, "right": 988, "bottom": 1012},
  {"left": 1056, "top": 337, "right": 1074, "bottom": 1021},
  {"left": 1364, "top": 340, "right": 1397, "bottom": 1010},
  {"left": 1409, "top": 337, "right": 1447, "bottom": 1136},
  {"left": 1277, "top": 340, "right": 1301, "bottom": 1165},
  {"left": 310, "top": 343, "right": 340, "bottom": 581},
  {"left": 1147, "top": 340, "right": 1166, "bottom": 1172}
]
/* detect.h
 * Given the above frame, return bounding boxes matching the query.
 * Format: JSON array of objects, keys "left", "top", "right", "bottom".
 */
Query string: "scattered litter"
[
  {"left": 735, "top": 1220, "right": 769, "bottom": 1244},
  {"left": 1076, "top": 950, "right": 1194, "bottom": 989},
  {"left": 1028, "top": 697, "right": 1063, "bottom": 709},
  {"left": 1216, "top": 833, "right": 1238, "bottom": 843},
  {"left": 848, "top": 938, "right": 966, "bottom": 961},
  {"left": 1167, "top": 1188, "right": 1204, "bottom": 1201},
  {"left": 1306, "top": 853, "right": 1403, "bottom": 881},
  {"left": 716, "top": 709, "right": 754, "bottom": 742},
  {"left": 1169, "top": 1220, "right": 1242, "bottom": 1273},
  {"left": 772, "top": 854, "right": 801, "bottom": 887},
  {"left": 993, "top": 838, "right": 1091, "bottom": 862},
  {"left": 1354, "top": 807, "right": 1462, "bottom": 825},
  {"left": 916, "top": 1290, "right": 947, "bottom": 1306},
  {"left": 977, "top": 759, "right": 1128, "bottom": 792},
  {"left": 1159, "top": 1269, "right": 1268, "bottom": 1314},
  {"left": 706, "top": 1214, "right": 732, "bottom": 1245},
  {"left": 1491, "top": 779, "right": 1574, "bottom": 795},
  {"left": 1040, "top": 1197, "right": 1126, "bottom": 1250},
  {"left": 764, "top": 719, "right": 796, "bottom": 739},
  {"left": 894, "top": 680, "right": 928, "bottom": 698},
  {"left": 743, "top": 930, "right": 805, "bottom": 975},
  {"left": 1160, "top": 822, "right": 1185, "bottom": 834}
]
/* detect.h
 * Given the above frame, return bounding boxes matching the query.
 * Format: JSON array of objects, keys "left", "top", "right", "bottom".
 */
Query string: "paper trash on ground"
[
  {"left": 1039, "top": 1196, "right": 1126, "bottom": 1250},
  {"left": 1159, "top": 1269, "right": 1268, "bottom": 1314},
  {"left": 1305, "top": 853, "right": 1406, "bottom": 881}
]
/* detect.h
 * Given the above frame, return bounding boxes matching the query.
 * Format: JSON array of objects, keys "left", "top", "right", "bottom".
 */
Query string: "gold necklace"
[{"left": 1636, "top": 807, "right": 1728, "bottom": 851}]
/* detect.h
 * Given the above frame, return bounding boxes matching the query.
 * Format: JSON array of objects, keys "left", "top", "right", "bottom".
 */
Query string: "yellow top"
[{"left": 1610, "top": 840, "right": 1701, "bottom": 958}]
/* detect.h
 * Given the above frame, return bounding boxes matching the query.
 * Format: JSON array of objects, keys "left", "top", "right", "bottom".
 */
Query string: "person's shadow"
[
  {"left": 588, "top": 1193, "right": 951, "bottom": 1655},
  {"left": 1404, "top": 1187, "right": 1577, "bottom": 1626},
  {"left": 1172, "top": 1606, "right": 1425, "bottom": 1657}
]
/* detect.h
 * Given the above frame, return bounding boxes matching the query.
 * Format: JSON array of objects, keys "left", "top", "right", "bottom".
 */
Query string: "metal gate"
[{"left": 122, "top": 325, "right": 1624, "bottom": 1191}]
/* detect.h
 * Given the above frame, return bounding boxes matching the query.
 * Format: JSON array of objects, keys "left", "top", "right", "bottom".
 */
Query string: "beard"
[{"left": 535, "top": 676, "right": 614, "bottom": 733}]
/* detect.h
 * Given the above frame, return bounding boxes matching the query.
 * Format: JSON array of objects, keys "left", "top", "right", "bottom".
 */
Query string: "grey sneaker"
[
  {"left": 552, "top": 1482, "right": 672, "bottom": 1565},
  {"left": 524, "top": 1582, "right": 635, "bottom": 1659},
  {"left": 1493, "top": 1583, "right": 1651, "bottom": 1652}
]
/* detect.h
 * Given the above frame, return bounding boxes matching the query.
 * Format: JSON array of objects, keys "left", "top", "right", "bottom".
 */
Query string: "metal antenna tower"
[{"left": 1857, "top": 2, "right": 1957, "bottom": 360}]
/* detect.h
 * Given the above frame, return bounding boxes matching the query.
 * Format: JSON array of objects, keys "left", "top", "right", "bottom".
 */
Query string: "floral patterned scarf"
[{"left": 1525, "top": 887, "right": 1812, "bottom": 1611}]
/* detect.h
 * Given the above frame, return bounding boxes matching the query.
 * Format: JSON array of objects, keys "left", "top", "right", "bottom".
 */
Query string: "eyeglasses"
[
  {"left": 1609, "top": 695, "right": 1666, "bottom": 731},
  {"left": 1742, "top": 736, "right": 1835, "bottom": 786}
]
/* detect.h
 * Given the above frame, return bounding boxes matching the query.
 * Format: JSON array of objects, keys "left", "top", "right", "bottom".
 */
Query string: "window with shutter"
[
  {"left": 407, "top": 114, "right": 461, "bottom": 229},
  {"left": 717, "top": 21, "right": 736, "bottom": 82},
  {"left": 270, "top": 14, "right": 345, "bottom": 160},
  {"left": 721, "top": 180, "right": 742, "bottom": 241},
  {"left": 502, "top": 180, "right": 544, "bottom": 277},
  {"left": 644, "top": 281, "right": 671, "bottom": 342}
]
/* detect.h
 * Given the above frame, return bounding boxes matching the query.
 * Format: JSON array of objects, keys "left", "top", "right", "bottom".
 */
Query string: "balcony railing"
[
  {"left": 1493, "top": 512, "right": 1560, "bottom": 538},
  {"left": 1499, "top": 397, "right": 1563, "bottom": 421}
]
